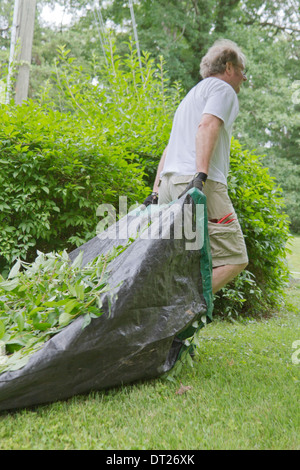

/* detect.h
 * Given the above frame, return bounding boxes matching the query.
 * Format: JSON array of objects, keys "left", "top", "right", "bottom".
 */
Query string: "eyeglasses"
[{"left": 234, "top": 64, "right": 247, "bottom": 79}]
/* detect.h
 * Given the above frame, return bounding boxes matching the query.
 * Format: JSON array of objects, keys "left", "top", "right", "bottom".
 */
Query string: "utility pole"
[
  {"left": 6, "top": 0, "right": 20, "bottom": 104},
  {"left": 14, "top": 0, "right": 37, "bottom": 105}
]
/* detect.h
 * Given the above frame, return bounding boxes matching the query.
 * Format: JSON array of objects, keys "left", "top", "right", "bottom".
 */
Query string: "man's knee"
[
  {"left": 235, "top": 262, "right": 248, "bottom": 274},
  {"left": 240, "top": 261, "right": 248, "bottom": 269}
]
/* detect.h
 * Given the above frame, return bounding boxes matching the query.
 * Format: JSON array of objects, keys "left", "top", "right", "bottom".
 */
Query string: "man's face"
[{"left": 228, "top": 62, "right": 247, "bottom": 94}]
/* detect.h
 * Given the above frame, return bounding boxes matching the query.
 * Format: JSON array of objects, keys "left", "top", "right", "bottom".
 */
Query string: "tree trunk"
[{"left": 15, "top": 0, "right": 37, "bottom": 105}]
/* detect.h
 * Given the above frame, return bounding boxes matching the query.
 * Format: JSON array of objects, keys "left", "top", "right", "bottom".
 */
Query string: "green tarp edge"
[{"left": 176, "top": 187, "right": 214, "bottom": 347}]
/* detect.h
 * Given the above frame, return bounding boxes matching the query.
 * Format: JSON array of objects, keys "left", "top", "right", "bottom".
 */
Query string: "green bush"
[
  {"left": 0, "top": 102, "right": 146, "bottom": 272},
  {"left": 213, "top": 139, "right": 290, "bottom": 317},
  {"left": 0, "top": 43, "right": 179, "bottom": 273},
  {"left": 48, "top": 43, "right": 182, "bottom": 186}
]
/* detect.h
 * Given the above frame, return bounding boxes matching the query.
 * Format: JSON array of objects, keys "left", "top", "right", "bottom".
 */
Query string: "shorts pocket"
[
  {"left": 208, "top": 219, "right": 245, "bottom": 258},
  {"left": 172, "top": 175, "right": 194, "bottom": 185},
  {"left": 169, "top": 175, "right": 194, "bottom": 201}
]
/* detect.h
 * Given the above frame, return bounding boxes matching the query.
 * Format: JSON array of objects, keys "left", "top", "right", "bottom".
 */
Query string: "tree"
[{"left": 14, "top": 0, "right": 37, "bottom": 104}]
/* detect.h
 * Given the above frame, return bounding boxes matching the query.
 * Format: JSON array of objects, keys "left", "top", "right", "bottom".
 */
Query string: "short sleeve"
[{"left": 202, "top": 84, "right": 239, "bottom": 130}]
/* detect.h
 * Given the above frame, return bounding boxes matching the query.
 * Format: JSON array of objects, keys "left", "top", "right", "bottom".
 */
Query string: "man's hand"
[
  {"left": 178, "top": 172, "right": 207, "bottom": 198},
  {"left": 142, "top": 191, "right": 158, "bottom": 208}
]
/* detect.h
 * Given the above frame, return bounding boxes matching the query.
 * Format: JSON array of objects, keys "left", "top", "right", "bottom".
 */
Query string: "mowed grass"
[
  {"left": 0, "top": 239, "right": 299, "bottom": 450},
  {"left": 287, "top": 235, "right": 300, "bottom": 277},
  {"left": 0, "top": 289, "right": 299, "bottom": 450}
]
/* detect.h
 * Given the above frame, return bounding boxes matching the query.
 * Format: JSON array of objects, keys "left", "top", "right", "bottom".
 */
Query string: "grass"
[
  {"left": 287, "top": 234, "right": 300, "bottom": 278},
  {"left": 0, "top": 240, "right": 299, "bottom": 450}
]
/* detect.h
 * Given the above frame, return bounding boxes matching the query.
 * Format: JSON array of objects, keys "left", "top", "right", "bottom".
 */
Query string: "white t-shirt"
[{"left": 161, "top": 77, "right": 239, "bottom": 185}]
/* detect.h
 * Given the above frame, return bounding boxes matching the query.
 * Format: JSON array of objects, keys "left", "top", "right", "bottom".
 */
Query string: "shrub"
[
  {"left": 0, "top": 43, "right": 180, "bottom": 274},
  {"left": 213, "top": 139, "right": 290, "bottom": 317},
  {"left": 49, "top": 43, "right": 182, "bottom": 186},
  {"left": 0, "top": 102, "right": 146, "bottom": 273}
]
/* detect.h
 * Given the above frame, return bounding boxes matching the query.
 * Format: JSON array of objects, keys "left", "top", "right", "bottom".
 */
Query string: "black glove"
[
  {"left": 142, "top": 191, "right": 158, "bottom": 207},
  {"left": 178, "top": 172, "right": 207, "bottom": 198}
]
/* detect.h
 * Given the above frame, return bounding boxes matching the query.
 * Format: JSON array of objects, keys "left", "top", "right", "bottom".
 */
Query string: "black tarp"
[{"left": 0, "top": 189, "right": 213, "bottom": 411}]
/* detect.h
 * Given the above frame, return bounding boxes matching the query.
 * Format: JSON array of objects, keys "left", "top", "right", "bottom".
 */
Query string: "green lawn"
[
  {"left": 287, "top": 235, "right": 300, "bottom": 278},
  {"left": 0, "top": 241, "right": 299, "bottom": 450}
]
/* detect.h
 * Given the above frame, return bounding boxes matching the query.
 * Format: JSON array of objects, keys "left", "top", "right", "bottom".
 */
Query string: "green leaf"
[
  {"left": 64, "top": 299, "right": 80, "bottom": 314},
  {"left": 6, "top": 341, "right": 25, "bottom": 353},
  {"left": 0, "top": 321, "right": 5, "bottom": 340},
  {"left": 33, "top": 321, "right": 52, "bottom": 332},
  {"left": 16, "top": 312, "right": 25, "bottom": 332},
  {"left": 8, "top": 355, "right": 30, "bottom": 372},
  {"left": 42, "top": 300, "right": 63, "bottom": 308},
  {"left": 0, "top": 243, "right": 120, "bottom": 374},
  {"left": 71, "top": 251, "right": 83, "bottom": 269},
  {"left": 75, "top": 283, "right": 85, "bottom": 301},
  {"left": 81, "top": 313, "right": 92, "bottom": 330},
  {"left": 59, "top": 311, "right": 73, "bottom": 327},
  {"left": 0, "top": 278, "right": 20, "bottom": 291},
  {"left": 18, "top": 284, "right": 29, "bottom": 292},
  {"left": 28, "top": 307, "right": 46, "bottom": 317},
  {"left": 8, "top": 259, "right": 21, "bottom": 279}
]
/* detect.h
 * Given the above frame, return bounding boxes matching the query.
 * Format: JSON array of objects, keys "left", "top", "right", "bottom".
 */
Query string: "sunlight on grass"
[
  {"left": 286, "top": 235, "right": 300, "bottom": 277},
  {"left": 0, "top": 292, "right": 299, "bottom": 450}
]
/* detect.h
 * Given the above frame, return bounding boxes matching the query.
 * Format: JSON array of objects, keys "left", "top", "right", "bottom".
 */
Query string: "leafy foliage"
[
  {"left": 0, "top": 242, "right": 131, "bottom": 375},
  {"left": 0, "top": 102, "right": 143, "bottom": 271},
  {"left": 0, "top": 43, "right": 179, "bottom": 273},
  {"left": 50, "top": 42, "right": 181, "bottom": 184}
]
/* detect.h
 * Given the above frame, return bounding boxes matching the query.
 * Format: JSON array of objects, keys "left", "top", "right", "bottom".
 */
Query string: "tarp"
[{"left": 0, "top": 189, "right": 213, "bottom": 411}]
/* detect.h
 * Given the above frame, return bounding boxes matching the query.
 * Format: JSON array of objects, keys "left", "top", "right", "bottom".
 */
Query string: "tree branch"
[
  {"left": 245, "top": 19, "right": 300, "bottom": 34},
  {"left": 261, "top": 21, "right": 300, "bottom": 33}
]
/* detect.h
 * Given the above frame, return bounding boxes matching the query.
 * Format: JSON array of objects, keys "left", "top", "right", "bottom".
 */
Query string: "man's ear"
[{"left": 225, "top": 61, "right": 234, "bottom": 76}]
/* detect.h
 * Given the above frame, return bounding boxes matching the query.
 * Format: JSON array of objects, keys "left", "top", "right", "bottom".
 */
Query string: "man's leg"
[
  {"left": 212, "top": 263, "right": 248, "bottom": 294},
  {"left": 202, "top": 180, "right": 248, "bottom": 294}
]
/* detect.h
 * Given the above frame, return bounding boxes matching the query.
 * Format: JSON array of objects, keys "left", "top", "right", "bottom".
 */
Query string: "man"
[{"left": 143, "top": 39, "right": 249, "bottom": 294}]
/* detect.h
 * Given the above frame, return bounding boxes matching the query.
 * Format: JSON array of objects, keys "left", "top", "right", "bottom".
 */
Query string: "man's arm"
[
  {"left": 178, "top": 114, "right": 223, "bottom": 198},
  {"left": 142, "top": 146, "right": 168, "bottom": 207},
  {"left": 152, "top": 146, "right": 168, "bottom": 193},
  {"left": 195, "top": 113, "right": 223, "bottom": 174}
]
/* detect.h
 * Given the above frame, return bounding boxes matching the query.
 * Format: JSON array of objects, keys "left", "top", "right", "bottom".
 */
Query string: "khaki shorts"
[{"left": 158, "top": 174, "right": 248, "bottom": 268}]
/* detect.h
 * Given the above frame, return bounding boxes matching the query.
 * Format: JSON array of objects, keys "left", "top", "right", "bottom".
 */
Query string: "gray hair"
[{"left": 200, "top": 39, "right": 246, "bottom": 78}]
